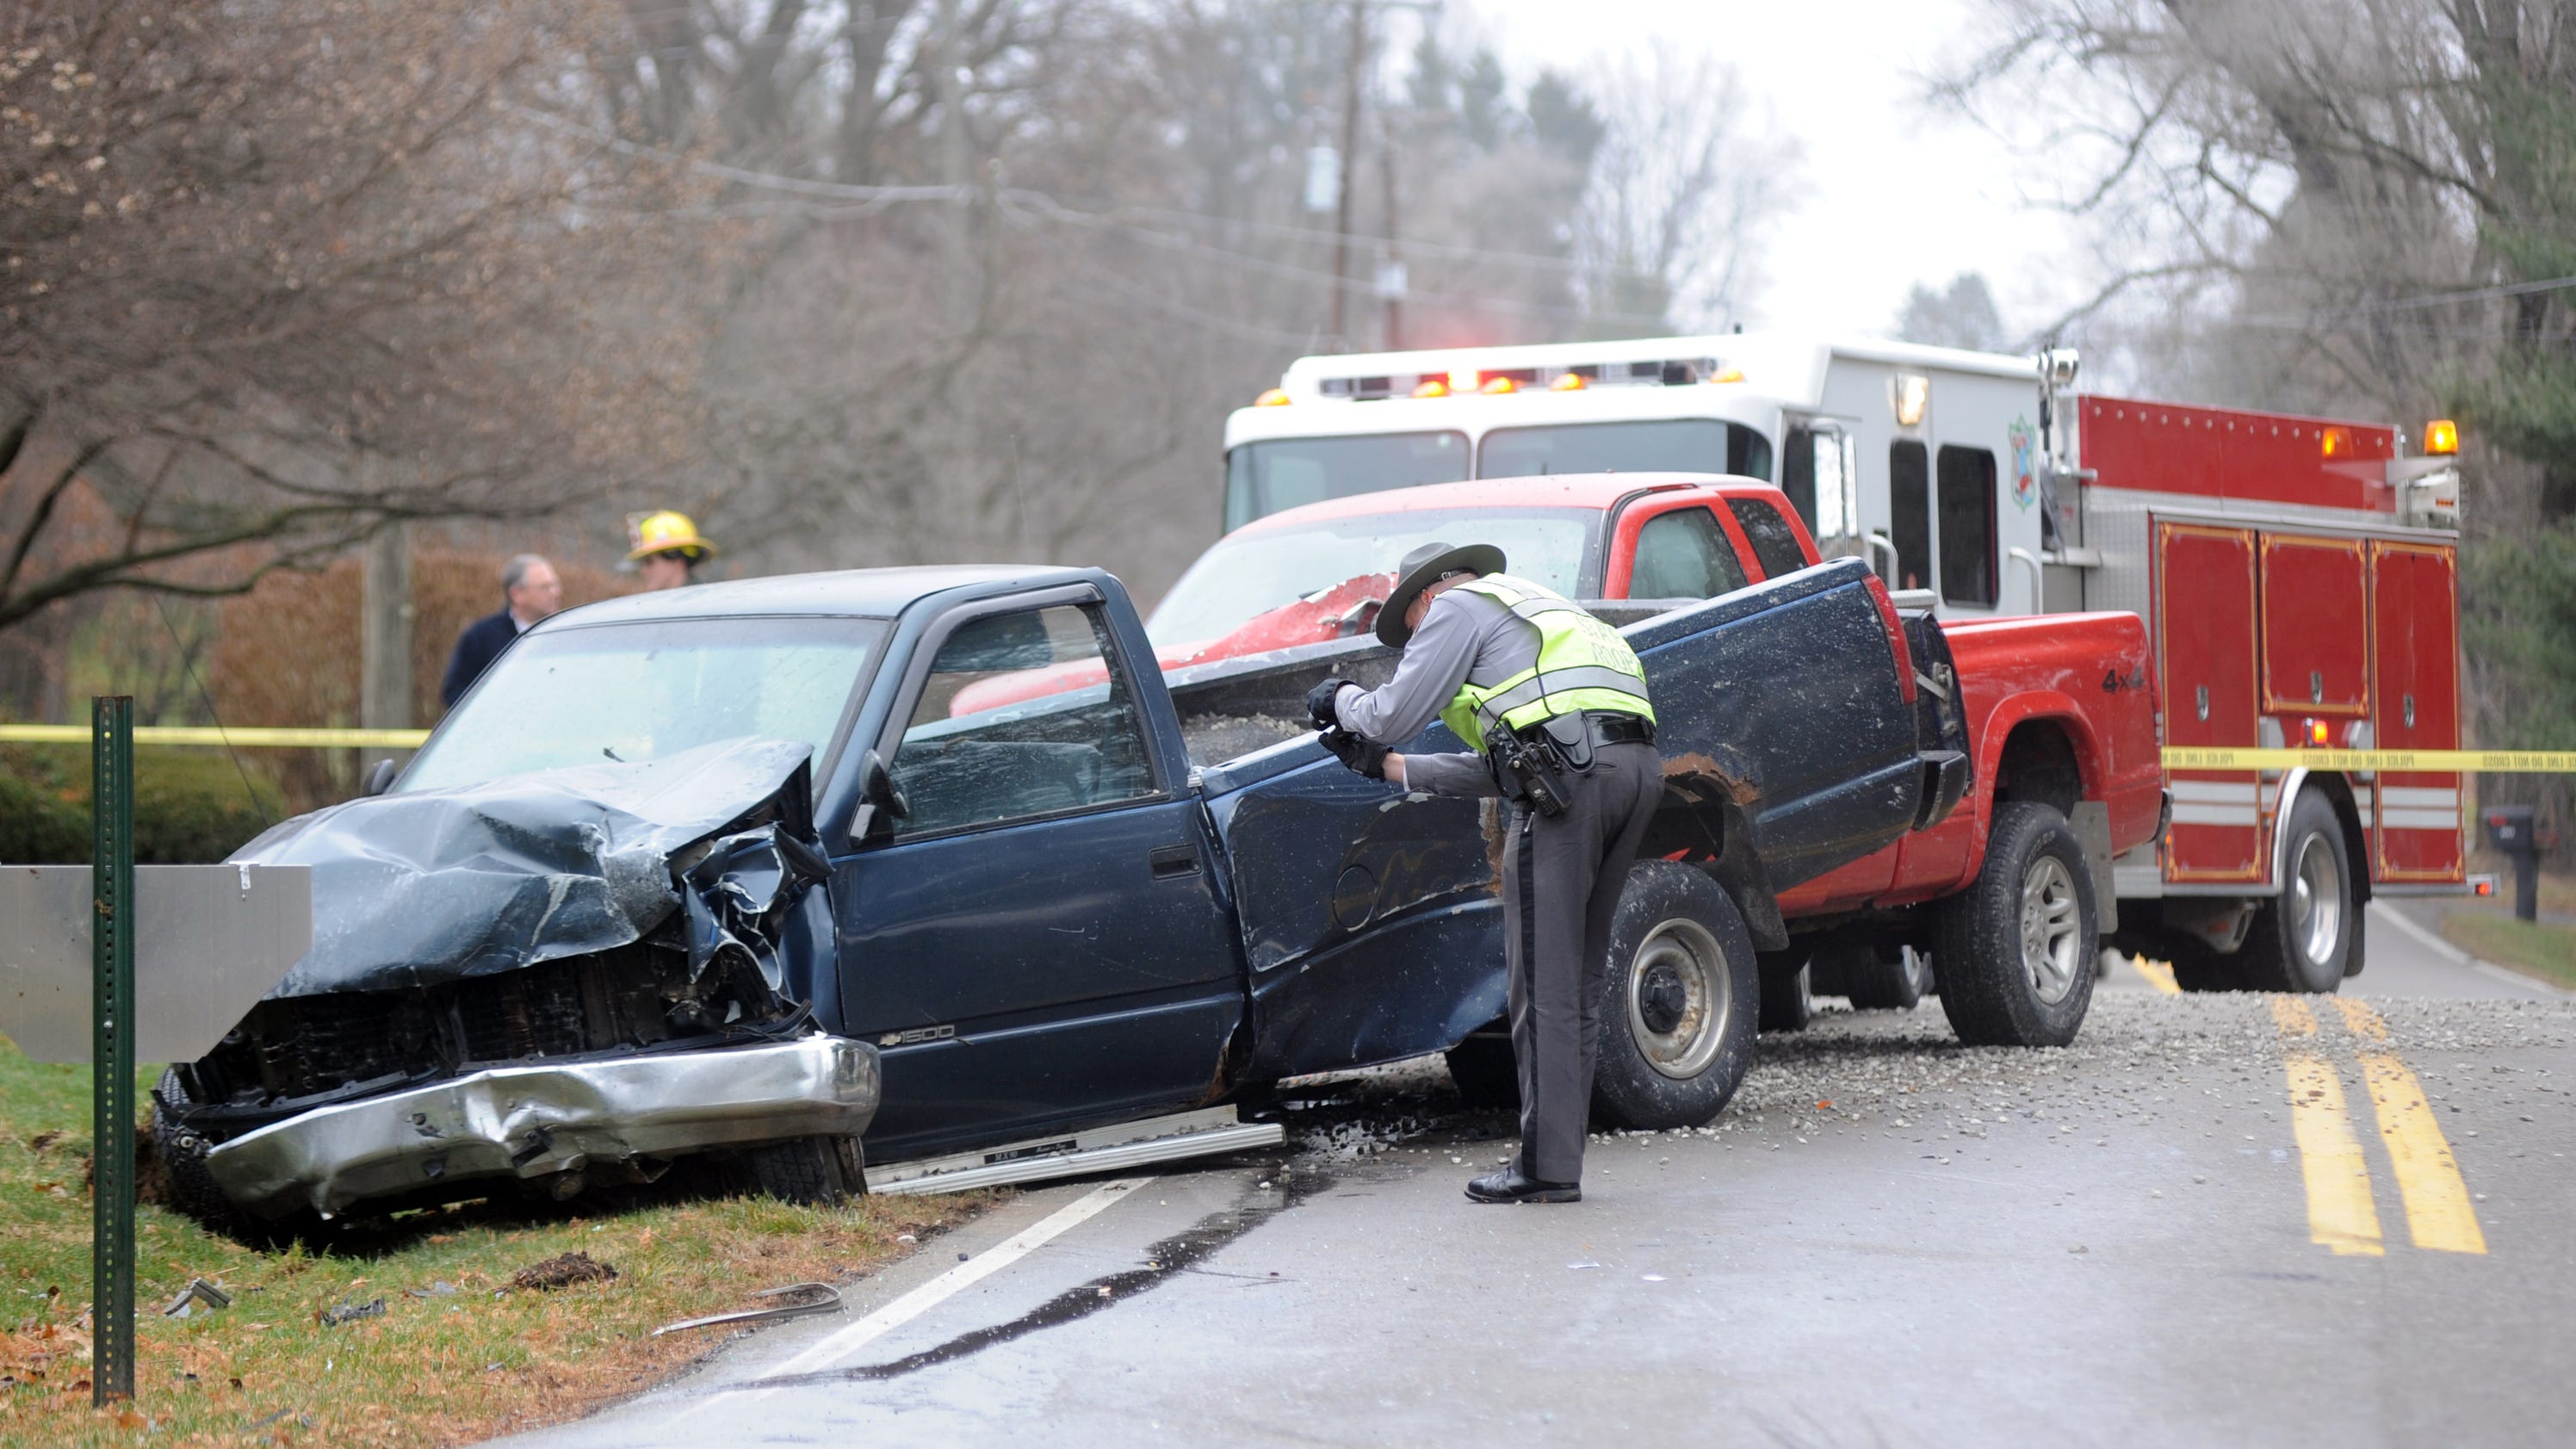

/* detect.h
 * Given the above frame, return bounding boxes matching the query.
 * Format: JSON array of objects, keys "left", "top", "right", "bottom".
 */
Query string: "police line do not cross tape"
[
  {"left": 2, "top": 726, "right": 2571, "bottom": 772},
  {"left": 2161, "top": 747, "right": 2576, "bottom": 773},
  {"left": 0, "top": 725, "right": 431, "bottom": 748}
]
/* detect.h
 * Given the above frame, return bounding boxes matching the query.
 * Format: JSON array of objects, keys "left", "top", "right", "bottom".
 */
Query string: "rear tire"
[
  {"left": 2162, "top": 934, "right": 2241, "bottom": 993},
  {"left": 740, "top": 1135, "right": 866, "bottom": 1204},
  {"left": 1590, "top": 862, "right": 1759, "bottom": 1130},
  {"left": 2237, "top": 791, "right": 2354, "bottom": 994},
  {"left": 1844, "top": 945, "right": 1929, "bottom": 1012},
  {"left": 1935, "top": 802, "right": 2097, "bottom": 1047}
]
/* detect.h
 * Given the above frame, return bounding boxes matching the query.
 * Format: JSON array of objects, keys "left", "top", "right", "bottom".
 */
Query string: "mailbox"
[
  {"left": 2482, "top": 804, "right": 2540, "bottom": 922},
  {"left": 2484, "top": 804, "right": 2536, "bottom": 854}
]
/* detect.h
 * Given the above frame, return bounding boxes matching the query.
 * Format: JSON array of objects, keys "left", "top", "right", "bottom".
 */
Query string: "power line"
[
  {"left": 2233, "top": 273, "right": 2576, "bottom": 328},
  {"left": 512, "top": 102, "right": 1641, "bottom": 280}
]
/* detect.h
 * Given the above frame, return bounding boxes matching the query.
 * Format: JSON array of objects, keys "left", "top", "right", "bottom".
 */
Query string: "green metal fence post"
[{"left": 90, "top": 695, "right": 136, "bottom": 1405}]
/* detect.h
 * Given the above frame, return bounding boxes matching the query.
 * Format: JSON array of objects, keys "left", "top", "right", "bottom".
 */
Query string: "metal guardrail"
[
  {"left": 0, "top": 724, "right": 430, "bottom": 748},
  {"left": 2164, "top": 748, "right": 2576, "bottom": 772}
]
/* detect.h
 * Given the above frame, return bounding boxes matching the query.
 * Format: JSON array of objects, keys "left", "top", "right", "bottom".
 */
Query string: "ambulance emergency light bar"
[{"left": 1255, "top": 355, "right": 1749, "bottom": 406}]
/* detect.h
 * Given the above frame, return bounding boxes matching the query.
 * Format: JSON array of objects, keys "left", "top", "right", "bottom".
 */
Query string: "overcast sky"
[{"left": 1465, "top": 0, "right": 2097, "bottom": 344}]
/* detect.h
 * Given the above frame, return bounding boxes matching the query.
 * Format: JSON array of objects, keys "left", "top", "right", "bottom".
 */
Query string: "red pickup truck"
[{"left": 1133, "top": 473, "right": 2169, "bottom": 1044}]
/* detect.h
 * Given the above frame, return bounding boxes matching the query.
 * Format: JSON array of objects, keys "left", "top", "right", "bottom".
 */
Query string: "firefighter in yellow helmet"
[{"left": 626, "top": 511, "right": 717, "bottom": 591}]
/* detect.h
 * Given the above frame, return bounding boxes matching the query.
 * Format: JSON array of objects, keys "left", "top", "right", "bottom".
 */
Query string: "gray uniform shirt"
[{"left": 1332, "top": 586, "right": 1542, "bottom": 798}]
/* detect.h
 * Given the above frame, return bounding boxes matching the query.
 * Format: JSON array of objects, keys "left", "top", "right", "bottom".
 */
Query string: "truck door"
[
  {"left": 2157, "top": 522, "right": 2263, "bottom": 882},
  {"left": 2369, "top": 542, "right": 2466, "bottom": 881},
  {"left": 835, "top": 588, "right": 1242, "bottom": 1158}
]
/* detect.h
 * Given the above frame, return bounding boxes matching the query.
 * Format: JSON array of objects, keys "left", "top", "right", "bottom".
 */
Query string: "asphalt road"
[{"left": 503, "top": 905, "right": 2573, "bottom": 1449}]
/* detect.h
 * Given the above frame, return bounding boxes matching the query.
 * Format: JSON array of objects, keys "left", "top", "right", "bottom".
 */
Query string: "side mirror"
[
  {"left": 362, "top": 758, "right": 399, "bottom": 797},
  {"left": 851, "top": 749, "right": 908, "bottom": 844}
]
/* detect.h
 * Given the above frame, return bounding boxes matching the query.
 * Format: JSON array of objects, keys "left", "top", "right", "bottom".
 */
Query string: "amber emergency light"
[
  {"left": 2424, "top": 418, "right": 2459, "bottom": 455},
  {"left": 1254, "top": 387, "right": 1291, "bottom": 407}
]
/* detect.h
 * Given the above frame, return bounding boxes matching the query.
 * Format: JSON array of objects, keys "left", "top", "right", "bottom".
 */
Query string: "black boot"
[{"left": 1465, "top": 1165, "right": 1580, "bottom": 1204}]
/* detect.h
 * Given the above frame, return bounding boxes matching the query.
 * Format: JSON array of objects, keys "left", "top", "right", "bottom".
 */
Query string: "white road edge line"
[
  {"left": 2369, "top": 900, "right": 2566, "bottom": 997},
  {"left": 678, "top": 1175, "right": 1148, "bottom": 1415}
]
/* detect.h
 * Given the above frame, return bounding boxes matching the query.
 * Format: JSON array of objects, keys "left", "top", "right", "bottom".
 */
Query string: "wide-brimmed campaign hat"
[{"left": 1378, "top": 540, "right": 1505, "bottom": 647}]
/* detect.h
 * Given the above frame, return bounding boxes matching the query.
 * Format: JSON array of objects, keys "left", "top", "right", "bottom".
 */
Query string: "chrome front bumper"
[{"left": 205, "top": 1034, "right": 881, "bottom": 1219}]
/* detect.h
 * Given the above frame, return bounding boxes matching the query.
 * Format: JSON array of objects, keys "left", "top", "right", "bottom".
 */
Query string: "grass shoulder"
[
  {"left": 2440, "top": 911, "right": 2576, "bottom": 990},
  {"left": 0, "top": 1037, "right": 989, "bottom": 1447}
]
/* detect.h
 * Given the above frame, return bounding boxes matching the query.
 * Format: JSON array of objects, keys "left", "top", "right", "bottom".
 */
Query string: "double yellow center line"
[{"left": 2273, "top": 997, "right": 2486, "bottom": 1256}]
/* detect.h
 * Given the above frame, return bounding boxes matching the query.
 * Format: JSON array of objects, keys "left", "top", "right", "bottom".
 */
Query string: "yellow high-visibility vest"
[{"left": 1435, "top": 574, "right": 1656, "bottom": 755}]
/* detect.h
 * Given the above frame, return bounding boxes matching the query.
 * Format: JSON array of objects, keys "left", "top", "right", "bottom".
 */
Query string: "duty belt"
[{"left": 1551, "top": 710, "right": 1655, "bottom": 750}]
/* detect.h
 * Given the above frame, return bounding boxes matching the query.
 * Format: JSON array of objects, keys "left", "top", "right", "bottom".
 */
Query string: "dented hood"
[{"left": 232, "top": 737, "right": 824, "bottom": 999}]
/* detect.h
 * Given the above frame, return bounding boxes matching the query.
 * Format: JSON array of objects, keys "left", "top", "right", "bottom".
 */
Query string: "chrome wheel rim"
[
  {"left": 1626, "top": 920, "right": 1731, "bottom": 1080},
  {"left": 2290, "top": 833, "right": 2343, "bottom": 968},
  {"left": 2019, "top": 856, "right": 2083, "bottom": 1006}
]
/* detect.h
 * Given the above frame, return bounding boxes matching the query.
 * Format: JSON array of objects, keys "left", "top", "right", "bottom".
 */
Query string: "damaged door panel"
[
  {"left": 1186, "top": 559, "right": 1929, "bottom": 1082},
  {"left": 831, "top": 593, "right": 1245, "bottom": 1163}
]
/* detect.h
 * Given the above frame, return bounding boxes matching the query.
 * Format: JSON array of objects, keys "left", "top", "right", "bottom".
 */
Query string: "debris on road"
[
  {"left": 511, "top": 1252, "right": 618, "bottom": 1291},
  {"left": 651, "top": 1282, "right": 842, "bottom": 1336},
  {"left": 161, "top": 1278, "right": 232, "bottom": 1319},
  {"left": 317, "top": 1298, "right": 385, "bottom": 1327}
]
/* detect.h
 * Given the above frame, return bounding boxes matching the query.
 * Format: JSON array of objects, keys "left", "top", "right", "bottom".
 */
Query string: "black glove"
[
  {"left": 1319, "top": 726, "right": 1389, "bottom": 781},
  {"left": 1305, "top": 676, "right": 1356, "bottom": 731}
]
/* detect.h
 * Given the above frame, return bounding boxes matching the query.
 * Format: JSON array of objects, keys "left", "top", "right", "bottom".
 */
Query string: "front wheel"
[
  {"left": 1590, "top": 861, "right": 1760, "bottom": 1130},
  {"left": 738, "top": 1135, "right": 866, "bottom": 1204},
  {"left": 2236, "top": 790, "right": 2355, "bottom": 993},
  {"left": 1934, "top": 802, "right": 2098, "bottom": 1047}
]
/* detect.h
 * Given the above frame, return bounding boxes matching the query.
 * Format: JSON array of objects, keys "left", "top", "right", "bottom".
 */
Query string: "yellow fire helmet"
[{"left": 624, "top": 510, "right": 718, "bottom": 563}]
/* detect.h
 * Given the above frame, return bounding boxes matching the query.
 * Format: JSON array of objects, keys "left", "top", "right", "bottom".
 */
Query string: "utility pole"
[
  {"left": 932, "top": 0, "right": 977, "bottom": 330},
  {"left": 359, "top": 468, "right": 413, "bottom": 738},
  {"left": 1380, "top": 133, "right": 1403, "bottom": 351},
  {"left": 1328, "top": 0, "right": 1368, "bottom": 348},
  {"left": 1327, "top": 0, "right": 1440, "bottom": 350}
]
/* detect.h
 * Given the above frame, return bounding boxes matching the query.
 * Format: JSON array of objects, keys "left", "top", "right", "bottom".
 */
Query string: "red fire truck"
[{"left": 1222, "top": 335, "right": 2470, "bottom": 993}]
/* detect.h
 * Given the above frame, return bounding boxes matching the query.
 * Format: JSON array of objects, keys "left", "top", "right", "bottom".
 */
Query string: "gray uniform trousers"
[{"left": 1501, "top": 738, "right": 1661, "bottom": 1184}]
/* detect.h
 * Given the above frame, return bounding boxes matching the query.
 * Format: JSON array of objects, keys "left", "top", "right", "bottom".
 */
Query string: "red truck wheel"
[
  {"left": 2234, "top": 791, "right": 2355, "bottom": 994},
  {"left": 1934, "top": 802, "right": 2099, "bottom": 1047},
  {"left": 1591, "top": 861, "right": 1761, "bottom": 1130}
]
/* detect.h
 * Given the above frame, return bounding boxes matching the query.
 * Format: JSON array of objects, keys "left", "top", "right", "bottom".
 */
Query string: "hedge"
[{"left": 0, "top": 746, "right": 282, "bottom": 864}]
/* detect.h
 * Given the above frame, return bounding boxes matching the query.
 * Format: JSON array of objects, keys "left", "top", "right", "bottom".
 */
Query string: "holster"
[{"left": 1489, "top": 726, "right": 1575, "bottom": 818}]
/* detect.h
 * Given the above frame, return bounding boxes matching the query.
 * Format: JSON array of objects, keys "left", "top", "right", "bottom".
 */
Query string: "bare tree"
[
  {"left": 1570, "top": 50, "right": 1799, "bottom": 336},
  {"left": 1897, "top": 273, "right": 2010, "bottom": 350},
  {"left": 0, "top": 0, "right": 704, "bottom": 635}
]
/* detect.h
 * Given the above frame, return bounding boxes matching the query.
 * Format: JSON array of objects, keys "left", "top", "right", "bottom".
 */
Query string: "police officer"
[{"left": 1307, "top": 542, "right": 1658, "bottom": 1204}]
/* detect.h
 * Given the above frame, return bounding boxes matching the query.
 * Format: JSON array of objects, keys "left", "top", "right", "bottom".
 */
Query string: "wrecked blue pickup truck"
[{"left": 157, "top": 556, "right": 1966, "bottom": 1231}]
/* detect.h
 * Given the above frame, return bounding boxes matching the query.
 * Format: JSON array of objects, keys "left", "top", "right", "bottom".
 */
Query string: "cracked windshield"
[{"left": 400, "top": 617, "right": 883, "bottom": 791}]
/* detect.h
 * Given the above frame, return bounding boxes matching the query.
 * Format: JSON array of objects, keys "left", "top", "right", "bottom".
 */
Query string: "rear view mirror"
[
  {"left": 362, "top": 759, "right": 399, "bottom": 797},
  {"left": 851, "top": 749, "right": 909, "bottom": 845}
]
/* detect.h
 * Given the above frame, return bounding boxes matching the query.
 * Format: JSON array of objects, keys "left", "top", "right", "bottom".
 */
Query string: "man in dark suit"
[{"left": 439, "top": 554, "right": 561, "bottom": 708}]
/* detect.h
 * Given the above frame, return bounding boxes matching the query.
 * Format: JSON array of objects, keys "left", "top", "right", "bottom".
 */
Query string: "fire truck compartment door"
[
  {"left": 2156, "top": 522, "right": 2263, "bottom": 882},
  {"left": 2369, "top": 542, "right": 2465, "bottom": 882},
  {"left": 2259, "top": 535, "right": 2369, "bottom": 715}
]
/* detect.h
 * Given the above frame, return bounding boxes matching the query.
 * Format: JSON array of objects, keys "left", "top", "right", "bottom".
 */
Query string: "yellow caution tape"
[
  {"left": 0, "top": 725, "right": 430, "bottom": 749},
  {"left": 2164, "top": 747, "right": 2576, "bottom": 772}
]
